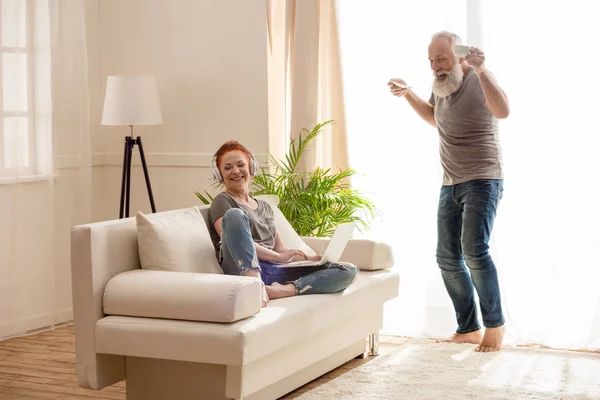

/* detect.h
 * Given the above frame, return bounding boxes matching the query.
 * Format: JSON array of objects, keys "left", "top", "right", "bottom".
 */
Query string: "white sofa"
[{"left": 70, "top": 196, "right": 399, "bottom": 400}]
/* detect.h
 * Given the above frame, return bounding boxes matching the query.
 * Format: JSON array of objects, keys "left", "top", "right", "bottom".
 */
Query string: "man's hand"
[
  {"left": 465, "top": 47, "right": 486, "bottom": 74},
  {"left": 278, "top": 249, "right": 308, "bottom": 263},
  {"left": 389, "top": 77, "right": 436, "bottom": 128},
  {"left": 388, "top": 78, "right": 410, "bottom": 98},
  {"left": 465, "top": 46, "right": 510, "bottom": 119}
]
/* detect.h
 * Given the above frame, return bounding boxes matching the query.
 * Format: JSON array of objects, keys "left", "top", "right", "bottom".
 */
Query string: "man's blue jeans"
[
  {"left": 219, "top": 208, "right": 357, "bottom": 295},
  {"left": 436, "top": 179, "right": 504, "bottom": 334}
]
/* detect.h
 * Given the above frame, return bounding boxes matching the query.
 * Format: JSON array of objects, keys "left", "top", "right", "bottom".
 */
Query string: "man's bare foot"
[
  {"left": 265, "top": 282, "right": 296, "bottom": 299},
  {"left": 476, "top": 325, "right": 504, "bottom": 352},
  {"left": 437, "top": 330, "right": 482, "bottom": 345}
]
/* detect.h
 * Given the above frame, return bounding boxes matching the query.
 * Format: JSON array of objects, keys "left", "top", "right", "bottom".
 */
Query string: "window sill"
[{"left": 0, "top": 173, "right": 59, "bottom": 186}]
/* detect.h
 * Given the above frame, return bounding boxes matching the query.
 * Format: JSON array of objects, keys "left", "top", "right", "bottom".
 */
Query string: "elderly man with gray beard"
[{"left": 389, "top": 31, "right": 510, "bottom": 352}]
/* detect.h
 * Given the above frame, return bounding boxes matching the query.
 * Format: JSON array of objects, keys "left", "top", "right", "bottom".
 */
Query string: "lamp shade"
[{"left": 101, "top": 75, "right": 163, "bottom": 126}]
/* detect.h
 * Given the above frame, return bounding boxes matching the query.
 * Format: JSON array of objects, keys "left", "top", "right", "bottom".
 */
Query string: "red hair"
[{"left": 214, "top": 141, "right": 252, "bottom": 169}]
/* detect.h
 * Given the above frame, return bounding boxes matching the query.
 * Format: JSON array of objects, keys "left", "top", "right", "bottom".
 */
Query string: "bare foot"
[
  {"left": 265, "top": 282, "right": 296, "bottom": 300},
  {"left": 260, "top": 283, "right": 269, "bottom": 308},
  {"left": 437, "top": 330, "right": 482, "bottom": 345},
  {"left": 476, "top": 326, "right": 504, "bottom": 352}
]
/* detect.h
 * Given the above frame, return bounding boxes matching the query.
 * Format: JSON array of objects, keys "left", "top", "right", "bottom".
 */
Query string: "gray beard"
[{"left": 432, "top": 63, "right": 464, "bottom": 98}]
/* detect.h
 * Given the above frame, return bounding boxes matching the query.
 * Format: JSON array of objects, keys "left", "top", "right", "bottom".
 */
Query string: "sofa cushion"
[
  {"left": 254, "top": 195, "right": 316, "bottom": 257},
  {"left": 136, "top": 207, "right": 222, "bottom": 274},
  {"left": 95, "top": 270, "right": 399, "bottom": 366},
  {"left": 104, "top": 270, "right": 261, "bottom": 323},
  {"left": 301, "top": 237, "right": 394, "bottom": 271}
]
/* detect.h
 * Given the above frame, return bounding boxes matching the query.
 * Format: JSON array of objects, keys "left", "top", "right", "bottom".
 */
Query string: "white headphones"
[{"left": 211, "top": 145, "right": 259, "bottom": 183}]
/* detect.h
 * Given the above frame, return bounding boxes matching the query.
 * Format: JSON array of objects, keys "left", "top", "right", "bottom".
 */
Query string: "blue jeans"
[
  {"left": 436, "top": 179, "right": 504, "bottom": 334},
  {"left": 219, "top": 208, "right": 358, "bottom": 295}
]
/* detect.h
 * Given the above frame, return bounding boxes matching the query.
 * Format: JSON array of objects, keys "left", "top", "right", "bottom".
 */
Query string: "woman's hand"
[
  {"left": 277, "top": 249, "right": 308, "bottom": 263},
  {"left": 307, "top": 254, "right": 322, "bottom": 262}
]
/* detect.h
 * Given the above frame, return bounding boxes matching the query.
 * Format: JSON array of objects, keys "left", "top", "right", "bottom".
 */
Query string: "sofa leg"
[{"left": 368, "top": 332, "right": 380, "bottom": 356}]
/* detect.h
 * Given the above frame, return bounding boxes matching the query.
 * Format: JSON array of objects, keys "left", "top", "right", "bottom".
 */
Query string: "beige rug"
[{"left": 296, "top": 339, "right": 600, "bottom": 400}]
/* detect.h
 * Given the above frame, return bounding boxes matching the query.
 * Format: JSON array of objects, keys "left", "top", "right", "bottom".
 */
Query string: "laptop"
[{"left": 278, "top": 222, "right": 356, "bottom": 268}]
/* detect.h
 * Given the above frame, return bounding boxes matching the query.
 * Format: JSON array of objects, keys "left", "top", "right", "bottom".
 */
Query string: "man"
[{"left": 389, "top": 31, "right": 510, "bottom": 352}]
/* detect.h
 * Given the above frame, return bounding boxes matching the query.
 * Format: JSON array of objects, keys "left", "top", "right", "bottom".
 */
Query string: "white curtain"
[
  {"left": 338, "top": 0, "right": 600, "bottom": 351},
  {"left": 266, "top": 0, "right": 349, "bottom": 173},
  {"left": 481, "top": 0, "right": 600, "bottom": 350},
  {"left": 0, "top": 0, "right": 91, "bottom": 340}
]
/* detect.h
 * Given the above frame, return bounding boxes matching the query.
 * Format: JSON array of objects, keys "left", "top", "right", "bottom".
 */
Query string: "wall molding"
[
  {"left": 92, "top": 153, "right": 105, "bottom": 167},
  {"left": 55, "top": 152, "right": 213, "bottom": 169},
  {"left": 55, "top": 154, "right": 106, "bottom": 169},
  {"left": 103, "top": 152, "right": 215, "bottom": 167},
  {"left": 55, "top": 155, "right": 83, "bottom": 169},
  {"left": 57, "top": 152, "right": 267, "bottom": 169}
]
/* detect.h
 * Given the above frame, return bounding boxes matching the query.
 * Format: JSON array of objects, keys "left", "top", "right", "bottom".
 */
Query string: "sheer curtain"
[
  {"left": 0, "top": 0, "right": 91, "bottom": 340},
  {"left": 0, "top": 0, "right": 54, "bottom": 339},
  {"left": 338, "top": 0, "right": 600, "bottom": 350},
  {"left": 482, "top": 0, "right": 600, "bottom": 350},
  {"left": 266, "top": 0, "right": 349, "bottom": 172},
  {"left": 337, "top": 0, "right": 468, "bottom": 340}
]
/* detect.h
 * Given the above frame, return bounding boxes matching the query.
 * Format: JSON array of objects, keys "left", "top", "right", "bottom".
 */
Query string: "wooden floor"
[{"left": 0, "top": 325, "right": 409, "bottom": 400}]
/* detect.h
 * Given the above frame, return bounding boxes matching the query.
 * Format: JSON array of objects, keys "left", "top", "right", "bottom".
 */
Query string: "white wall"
[
  {"left": 0, "top": 0, "right": 269, "bottom": 337},
  {"left": 0, "top": 1, "right": 96, "bottom": 337},
  {"left": 89, "top": 0, "right": 269, "bottom": 220}
]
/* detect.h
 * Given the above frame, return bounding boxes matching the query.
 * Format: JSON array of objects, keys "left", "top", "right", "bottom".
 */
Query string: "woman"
[{"left": 208, "top": 141, "right": 358, "bottom": 306}]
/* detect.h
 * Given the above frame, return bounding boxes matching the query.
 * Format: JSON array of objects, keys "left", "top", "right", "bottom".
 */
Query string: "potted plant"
[{"left": 196, "top": 120, "right": 376, "bottom": 237}]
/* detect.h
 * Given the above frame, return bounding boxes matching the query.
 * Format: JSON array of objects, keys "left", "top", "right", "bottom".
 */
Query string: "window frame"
[{"left": 0, "top": 0, "right": 37, "bottom": 179}]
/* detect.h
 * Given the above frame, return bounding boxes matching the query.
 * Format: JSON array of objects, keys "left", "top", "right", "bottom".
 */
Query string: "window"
[
  {"left": 0, "top": 0, "right": 50, "bottom": 180},
  {"left": 1, "top": 0, "right": 33, "bottom": 176},
  {"left": 338, "top": 0, "right": 600, "bottom": 349}
]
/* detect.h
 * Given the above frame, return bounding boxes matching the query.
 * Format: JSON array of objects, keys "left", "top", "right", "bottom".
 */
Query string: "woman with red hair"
[{"left": 208, "top": 141, "right": 358, "bottom": 307}]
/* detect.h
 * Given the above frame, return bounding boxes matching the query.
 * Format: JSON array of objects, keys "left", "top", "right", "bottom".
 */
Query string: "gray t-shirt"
[
  {"left": 208, "top": 192, "right": 277, "bottom": 256},
  {"left": 429, "top": 68, "right": 503, "bottom": 186}
]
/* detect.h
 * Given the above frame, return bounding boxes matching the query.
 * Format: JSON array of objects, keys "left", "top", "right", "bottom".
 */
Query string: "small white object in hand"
[
  {"left": 454, "top": 44, "right": 471, "bottom": 58},
  {"left": 390, "top": 81, "right": 411, "bottom": 89}
]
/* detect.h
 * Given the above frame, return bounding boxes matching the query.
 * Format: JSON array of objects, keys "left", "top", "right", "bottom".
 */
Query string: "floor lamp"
[{"left": 101, "top": 75, "right": 163, "bottom": 218}]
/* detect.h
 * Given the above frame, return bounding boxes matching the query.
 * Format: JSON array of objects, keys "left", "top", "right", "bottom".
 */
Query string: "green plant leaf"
[
  {"left": 194, "top": 190, "right": 214, "bottom": 205},
  {"left": 197, "top": 120, "right": 377, "bottom": 237}
]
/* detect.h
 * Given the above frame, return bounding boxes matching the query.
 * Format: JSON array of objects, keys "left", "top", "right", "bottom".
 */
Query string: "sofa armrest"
[
  {"left": 301, "top": 237, "right": 395, "bottom": 271},
  {"left": 103, "top": 270, "right": 261, "bottom": 323}
]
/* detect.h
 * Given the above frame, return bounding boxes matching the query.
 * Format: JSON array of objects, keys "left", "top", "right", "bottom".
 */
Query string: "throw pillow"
[
  {"left": 254, "top": 195, "right": 317, "bottom": 257},
  {"left": 136, "top": 207, "right": 223, "bottom": 274}
]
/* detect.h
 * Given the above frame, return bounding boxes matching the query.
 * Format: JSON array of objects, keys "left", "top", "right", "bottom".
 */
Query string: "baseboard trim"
[{"left": 0, "top": 307, "right": 73, "bottom": 340}]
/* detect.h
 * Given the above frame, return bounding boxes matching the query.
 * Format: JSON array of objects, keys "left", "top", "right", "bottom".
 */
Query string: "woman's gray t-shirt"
[
  {"left": 208, "top": 193, "right": 277, "bottom": 256},
  {"left": 429, "top": 68, "right": 503, "bottom": 186}
]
